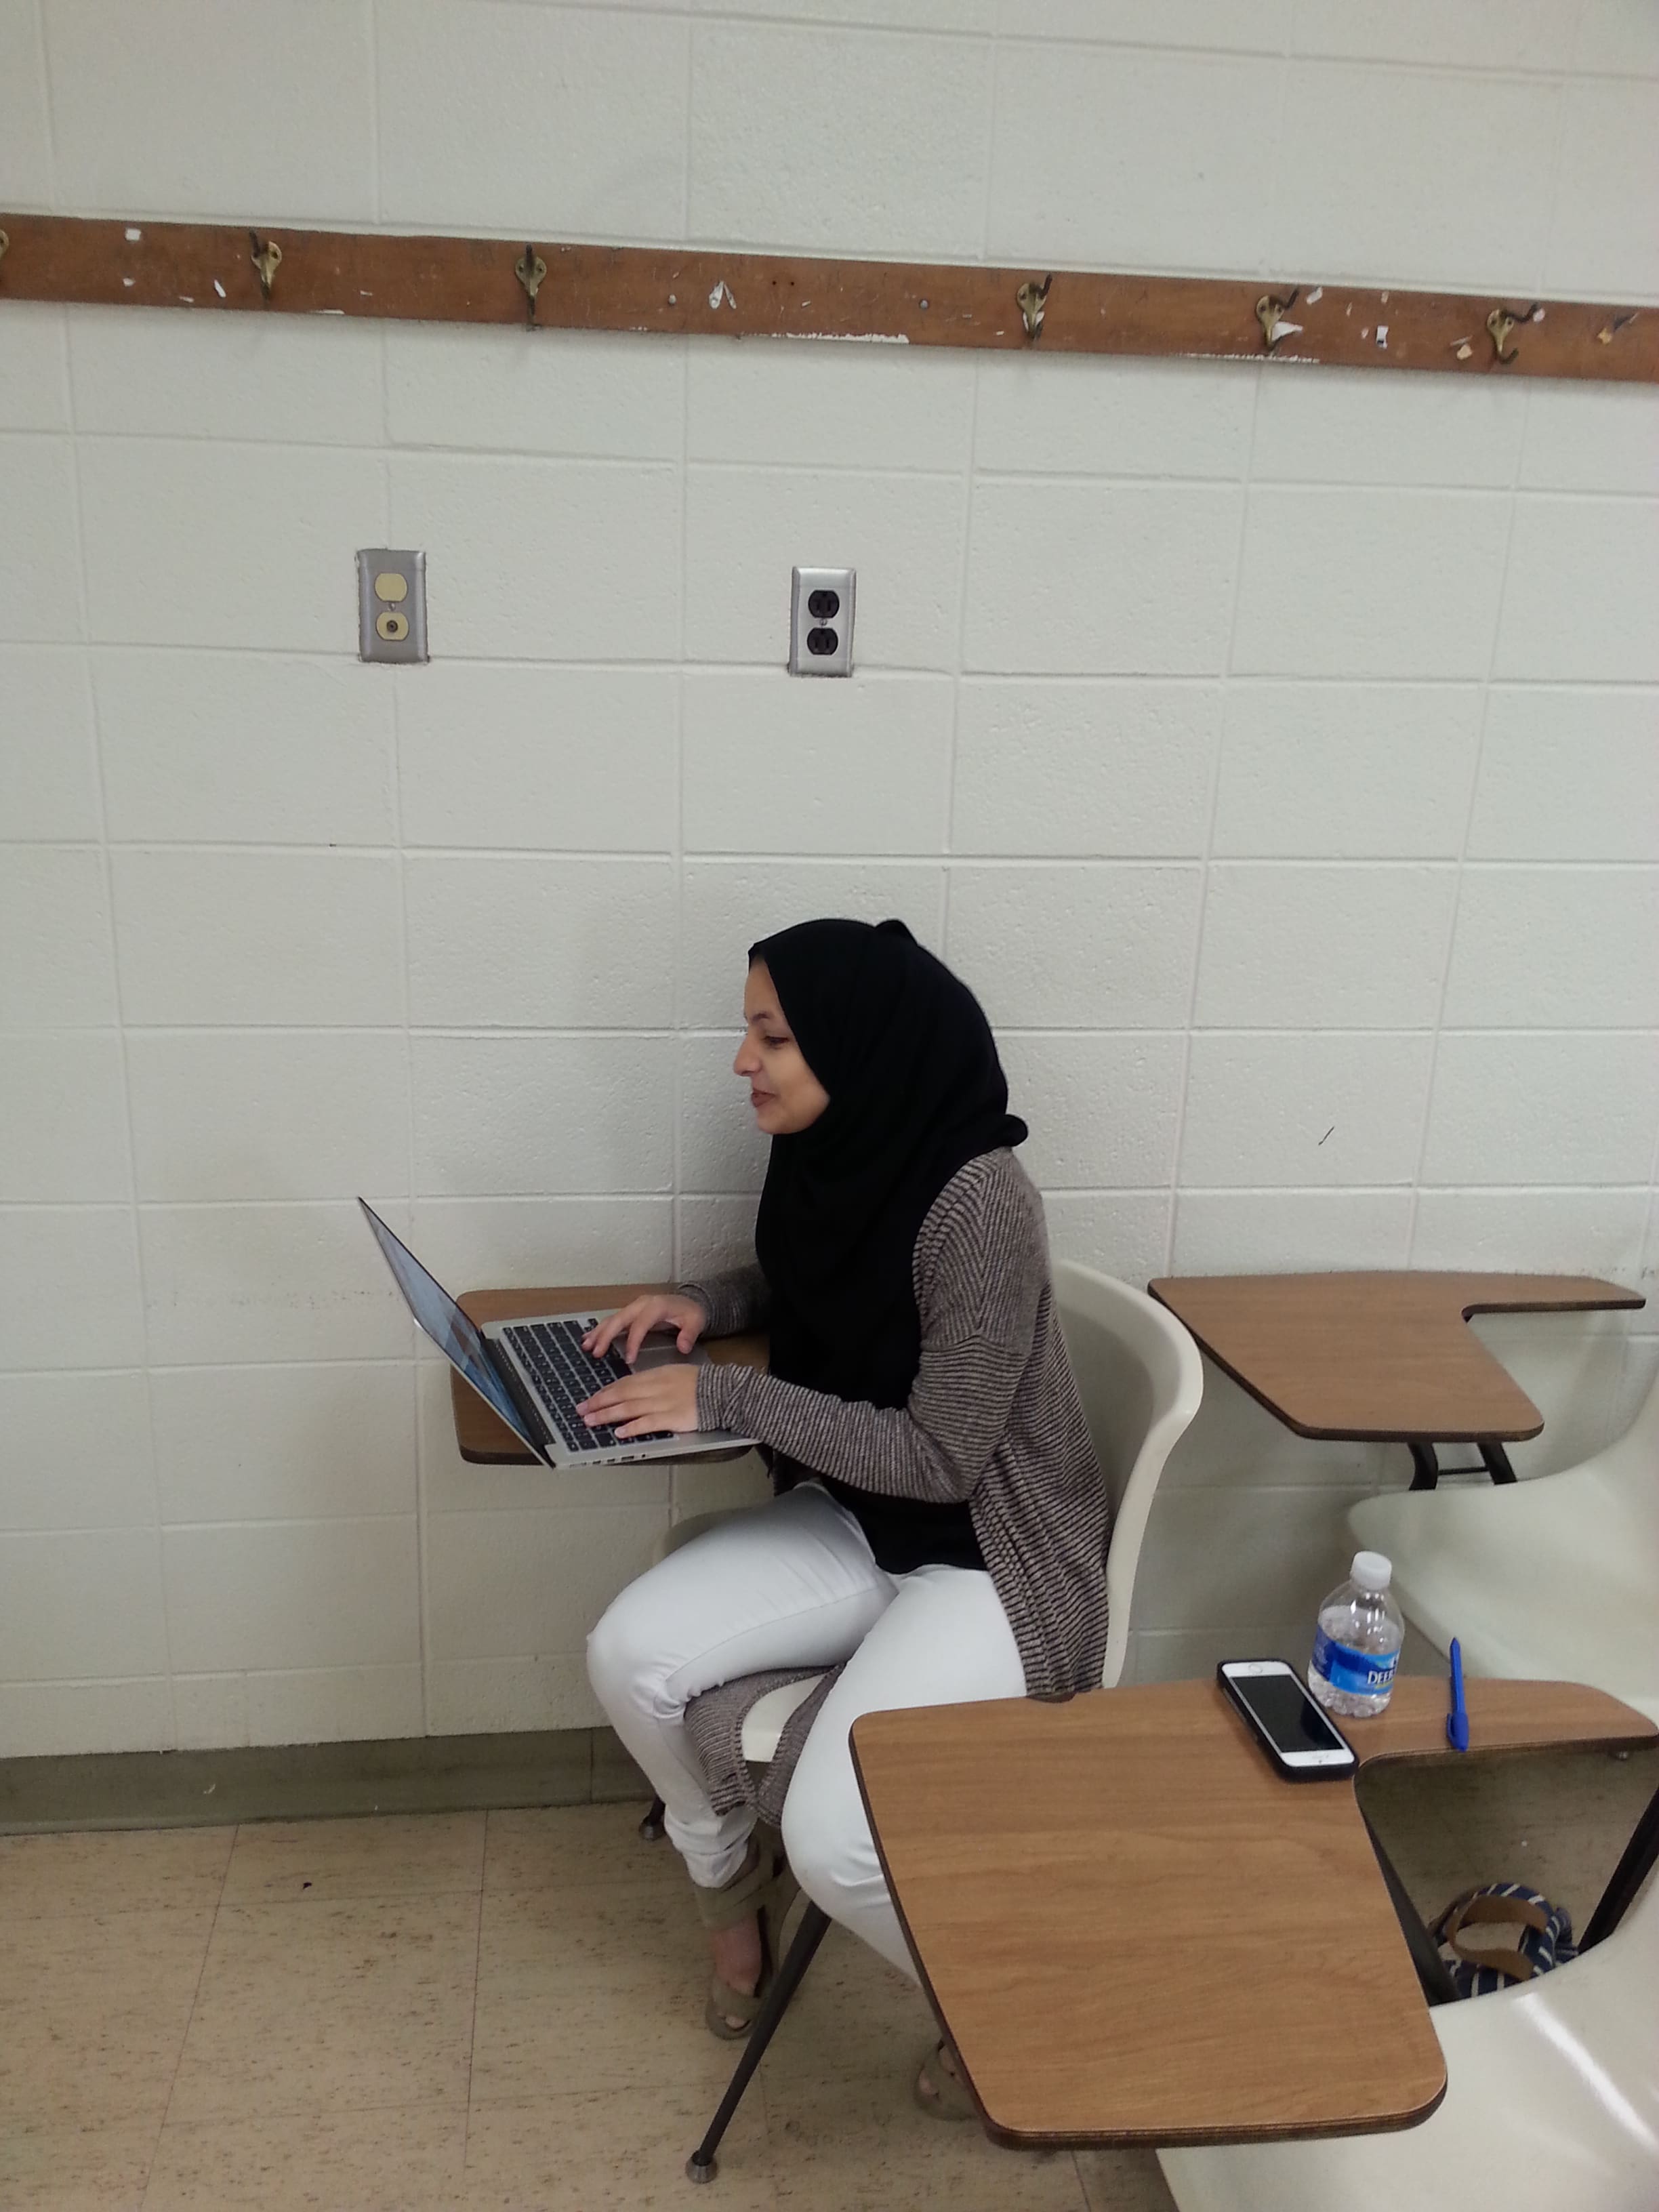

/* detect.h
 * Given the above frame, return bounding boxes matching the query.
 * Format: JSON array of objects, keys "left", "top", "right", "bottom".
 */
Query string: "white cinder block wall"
[{"left": 2, "top": 0, "right": 1657, "bottom": 1757}]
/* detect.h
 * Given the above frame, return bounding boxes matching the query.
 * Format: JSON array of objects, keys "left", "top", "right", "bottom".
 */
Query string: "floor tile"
[
  {"left": 767, "top": 2069, "right": 1090, "bottom": 2212},
  {"left": 220, "top": 1811, "right": 485, "bottom": 1905},
  {"left": 470, "top": 1984, "right": 743, "bottom": 2106},
  {"left": 483, "top": 1802, "right": 682, "bottom": 1895},
  {"left": 142, "top": 2103, "right": 468, "bottom": 2210},
  {"left": 1076, "top": 2147, "right": 1180, "bottom": 2211},
  {"left": 1361, "top": 1743, "right": 1658, "bottom": 1933},
  {"left": 167, "top": 1893, "right": 480, "bottom": 2123},
  {"left": 0, "top": 2120, "right": 159, "bottom": 2211},
  {"left": 0, "top": 1907, "right": 215, "bottom": 2127},
  {"left": 6, "top": 1761, "right": 1648, "bottom": 2212},
  {"left": 476, "top": 1875, "right": 707, "bottom": 1986},
  {"left": 0, "top": 1827, "right": 233, "bottom": 1919},
  {"left": 757, "top": 1920, "right": 936, "bottom": 2091},
  {"left": 464, "top": 2087, "right": 776, "bottom": 2211},
  {"left": 470, "top": 1883, "right": 736, "bottom": 2100}
]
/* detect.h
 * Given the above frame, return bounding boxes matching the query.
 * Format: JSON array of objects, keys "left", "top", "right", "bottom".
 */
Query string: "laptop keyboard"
[{"left": 501, "top": 1318, "right": 674, "bottom": 1454}]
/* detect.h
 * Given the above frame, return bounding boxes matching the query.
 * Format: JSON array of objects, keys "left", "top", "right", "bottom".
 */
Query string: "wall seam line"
[
  {"left": 62, "top": 314, "right": 180, "bottom": 1748},
  {"left": 1165, "top": 361, "right": 1267, "bottom": 1271},
  {"left": 1405, "top": 380, "right": 1534, "bottom": 1265}
]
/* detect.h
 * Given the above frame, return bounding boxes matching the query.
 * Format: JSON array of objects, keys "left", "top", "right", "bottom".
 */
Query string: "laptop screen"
[{"left": 357, "top": 1200, "right": 537, "bottom": 1451}]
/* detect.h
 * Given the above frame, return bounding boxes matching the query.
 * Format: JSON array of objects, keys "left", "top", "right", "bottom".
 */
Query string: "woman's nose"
[{"left": 733, "top": 1037, "right": 760, "bottom": 1078}]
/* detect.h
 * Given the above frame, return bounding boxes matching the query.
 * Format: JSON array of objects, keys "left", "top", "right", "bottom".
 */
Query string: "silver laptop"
[{"left": 359, "top": 1200, "right": 754, "bottom": 1469}]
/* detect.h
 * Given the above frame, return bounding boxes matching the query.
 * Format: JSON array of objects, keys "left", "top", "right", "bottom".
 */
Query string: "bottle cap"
[{"left": 1351, "top": 1549, "right": 1392, "bottom": 1591}]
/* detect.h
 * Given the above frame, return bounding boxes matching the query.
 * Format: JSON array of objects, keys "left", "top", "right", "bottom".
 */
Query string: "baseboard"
[{"left": 0, "top": 1725, "right": 653, "bottom": 1835}]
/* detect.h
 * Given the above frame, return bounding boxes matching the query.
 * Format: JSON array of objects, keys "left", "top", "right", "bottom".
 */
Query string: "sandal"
[
  {"left": 692, "top": 1829, "right": 798, "bottom": 2041},
  {"left": 914, "top": 2039, "right": 976, "bottom": 2122}
]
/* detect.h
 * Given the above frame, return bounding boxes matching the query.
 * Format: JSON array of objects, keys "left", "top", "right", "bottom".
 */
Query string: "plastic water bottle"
[{"left": 1308, "top": 1550, "right": 1405, "bottom": 1718}]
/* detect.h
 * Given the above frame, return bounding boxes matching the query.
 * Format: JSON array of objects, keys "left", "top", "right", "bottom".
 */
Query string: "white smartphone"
[{"left": 1217, "top": 1658, "right": 1357, "bottom": 1780}]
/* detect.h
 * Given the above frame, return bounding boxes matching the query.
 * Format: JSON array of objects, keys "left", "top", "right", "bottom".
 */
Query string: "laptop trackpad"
[{"left": 630, "top": 1336, "right": 696, "bottom": 1373}]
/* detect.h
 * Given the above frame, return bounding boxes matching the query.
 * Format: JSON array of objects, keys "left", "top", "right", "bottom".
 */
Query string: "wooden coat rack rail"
[{"left": 0, "top": 213, "right": 1652, "bottom": 384}]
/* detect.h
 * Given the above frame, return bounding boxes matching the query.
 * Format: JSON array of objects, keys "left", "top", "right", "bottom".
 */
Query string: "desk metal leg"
[
  {"left": 1581, "top": 1770, "right": 1659, "bottom": 1950},
  {"left": 687, "top": 1900, "right": 831, "bottom": 2184},
  {"left": 1477, "top": 1439, "right": 1518, "bottom": 1485},
  {"left": 1407, "top": 1439, "right": 1518, "bottom": 1490},
  {"left": 1360, "top": 1809, "right": 1459, "bottom": 2007}
]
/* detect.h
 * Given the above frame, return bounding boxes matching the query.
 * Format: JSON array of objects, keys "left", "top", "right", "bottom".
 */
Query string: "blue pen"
[{"left": 1446, "top": 1637, "right": 1469, "bottom": 1753}]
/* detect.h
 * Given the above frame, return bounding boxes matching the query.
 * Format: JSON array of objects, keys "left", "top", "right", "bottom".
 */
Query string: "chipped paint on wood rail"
[{"left": 0, "top": 215, "right": 1651, "bottom": 384}]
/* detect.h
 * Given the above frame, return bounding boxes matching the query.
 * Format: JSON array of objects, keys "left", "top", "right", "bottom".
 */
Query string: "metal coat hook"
[
  {"left": 248, "top": 231, "right": 282, "bottom": 299},
  {"left": 1486, "top": 302, "right": 1538, "bottom": 365},
  {"left": 0, "top": 229, "right": 9, "bottom": 273},
  {"left": 1256, "top": 287, "right": 1300, "bottom": 352},
  {"left": 1017, "top": 274, "right": 1052, "bottom": 341},
  {"left": 515, "top": 246, "right": 548, "bottom": 326}
]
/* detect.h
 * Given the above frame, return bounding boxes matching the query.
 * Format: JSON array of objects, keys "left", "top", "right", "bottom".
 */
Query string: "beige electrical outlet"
[{"left": 357, "top": 550, "right": 427, "bottom": 663}]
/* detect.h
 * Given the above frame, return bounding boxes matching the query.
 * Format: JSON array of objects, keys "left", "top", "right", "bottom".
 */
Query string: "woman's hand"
[
  {"left": 584, "top": 1294, "right": 708, "bottom": 1366},
  {"left": 576, "top": 1363, "right": 702, "bottom": 1441}
]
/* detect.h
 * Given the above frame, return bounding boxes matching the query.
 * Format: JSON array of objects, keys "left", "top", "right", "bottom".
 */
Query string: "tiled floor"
[{"left": 2, "top": 1748, "right": 1652, "bottom": 2211}]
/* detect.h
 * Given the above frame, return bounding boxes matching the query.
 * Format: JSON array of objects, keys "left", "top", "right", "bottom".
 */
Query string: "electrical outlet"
[
  {"left": 789, "top": 567, "right": 855, "bottom": 676},
  {"left": 357, "top": 549, "right": 428, "bottom": 663}
]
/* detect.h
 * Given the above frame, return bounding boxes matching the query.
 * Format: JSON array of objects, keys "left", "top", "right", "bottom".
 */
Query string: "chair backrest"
[
  {"left": 1597, "top": 1361, "right": 1659, "bottom": 1522},
  {"left": 1053, "top": 1263, "right": 1205, "bottom": 1691}
]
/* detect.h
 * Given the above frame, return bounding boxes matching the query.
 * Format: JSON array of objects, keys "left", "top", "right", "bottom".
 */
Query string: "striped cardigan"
[{"left": 683, "top": 1149, "right": 1109, "bottom": 1701}]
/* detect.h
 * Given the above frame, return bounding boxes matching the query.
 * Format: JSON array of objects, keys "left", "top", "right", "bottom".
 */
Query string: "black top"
[
  {"left": 748, "top": 917, "right": 1027, "bottom": 1575},
  {"left": 775, "top": 1455, "right": 987, "bottom": 1572}
]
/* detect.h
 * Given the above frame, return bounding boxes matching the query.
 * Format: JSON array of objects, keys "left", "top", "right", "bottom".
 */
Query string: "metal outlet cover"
[
  {"left": 357, "top": 548, "right": 428, "bottom": 663},
  {"left": 789, "top": 566, "right": 855, "bottom": 676}
]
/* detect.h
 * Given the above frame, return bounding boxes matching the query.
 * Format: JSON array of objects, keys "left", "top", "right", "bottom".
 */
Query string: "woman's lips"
[{"left": 750, "top": 1090, "right": 775, "bottom": 1108}]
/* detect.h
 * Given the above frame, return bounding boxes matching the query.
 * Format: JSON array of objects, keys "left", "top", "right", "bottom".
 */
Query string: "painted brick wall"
[{"left": 2, "top": 0, "right": 1656, "bottom": 1755}]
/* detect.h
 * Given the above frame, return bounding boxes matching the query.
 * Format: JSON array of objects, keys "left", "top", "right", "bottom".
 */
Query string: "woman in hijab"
[{"left": 582, "top": 918, "right": 1105, "bottom": 2113}]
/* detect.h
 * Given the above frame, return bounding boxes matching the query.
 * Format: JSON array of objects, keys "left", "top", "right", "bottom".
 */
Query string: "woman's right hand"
[{"left": 584, "top": 1294, "right": 708, "bottom": 1366}]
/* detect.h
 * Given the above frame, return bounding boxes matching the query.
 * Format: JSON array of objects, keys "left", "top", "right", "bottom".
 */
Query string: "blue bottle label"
[{"left": 1312, "top": 1627, "right": 1399, "bottom": 1699}]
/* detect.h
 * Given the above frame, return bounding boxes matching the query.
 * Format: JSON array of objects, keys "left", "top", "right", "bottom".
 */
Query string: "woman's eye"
[{"left": 764, "top": 1035, "right": 789, "bottom": 1050}]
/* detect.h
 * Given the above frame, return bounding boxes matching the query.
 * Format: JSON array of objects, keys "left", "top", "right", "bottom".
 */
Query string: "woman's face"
[{"left": 735, "top": 959, "right": 830, "bottom": 1135}]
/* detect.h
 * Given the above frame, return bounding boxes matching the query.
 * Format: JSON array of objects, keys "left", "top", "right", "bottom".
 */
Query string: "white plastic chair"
[
  {"left": 1348, "top": 1369, "right": 1659, "bottom": 1720},
  {"left": 1054, "top": 1260, "right": 1206, "bottom": 1694},
  {"left": 653, "top": 1260, "right": 1206, "bottom": 1771},
  {"left": 1157, "top": 1846, "right": 1659, "bottom": 2212}
]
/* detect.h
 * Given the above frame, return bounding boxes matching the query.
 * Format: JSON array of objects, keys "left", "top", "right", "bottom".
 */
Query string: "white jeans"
[{"left": 586, "top": 1481, "right": 1026, "bottom": 1978}]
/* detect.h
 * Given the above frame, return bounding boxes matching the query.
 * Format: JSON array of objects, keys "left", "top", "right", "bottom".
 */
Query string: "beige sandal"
[
  {"left": 692, "top": 1830, "right": 799, "bottom": 2041},
  {"left": 914, "top": 2039, "right": 976, "bottom": 2122}
]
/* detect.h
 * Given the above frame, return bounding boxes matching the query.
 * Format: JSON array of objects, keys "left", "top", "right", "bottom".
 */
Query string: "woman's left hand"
[{"left": 576, "top": 1363, "right": 702, "bottom": 1441}]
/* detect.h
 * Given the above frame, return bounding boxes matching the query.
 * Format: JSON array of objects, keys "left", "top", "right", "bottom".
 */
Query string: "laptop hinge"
[{"left": 487, "top": 1339, "right": 556, "bottom": 1462}]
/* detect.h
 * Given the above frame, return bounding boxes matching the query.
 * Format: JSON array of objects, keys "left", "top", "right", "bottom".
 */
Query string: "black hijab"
[{"left": 750, "top": 918, "right": 1027, "bottom": 1409}]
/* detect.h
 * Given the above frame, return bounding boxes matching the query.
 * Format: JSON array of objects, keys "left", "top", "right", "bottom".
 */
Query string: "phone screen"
[{"left": 1228, "top": 1668, "right": 1351, "bottom": 1758}]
